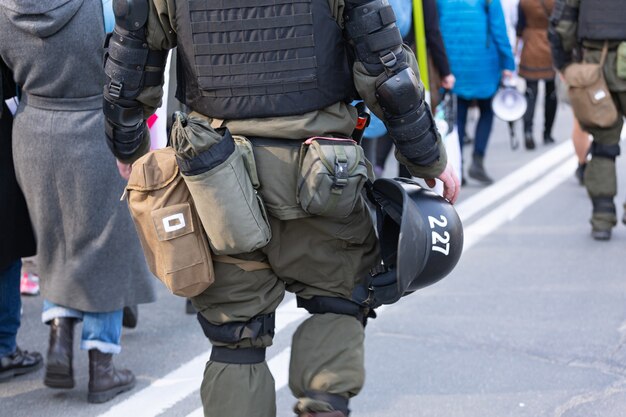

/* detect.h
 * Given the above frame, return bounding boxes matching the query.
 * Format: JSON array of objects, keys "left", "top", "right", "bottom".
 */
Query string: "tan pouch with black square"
[{"left": 126, "top": 148, "right": 214, "bottom": 297}]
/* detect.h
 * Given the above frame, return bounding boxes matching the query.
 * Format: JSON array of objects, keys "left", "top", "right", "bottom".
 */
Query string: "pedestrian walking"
[
  {"left": 0, "top": 0, "right": 156, "bottom": 402},
  {"left": 437, "top": 0, "right": 516, "bottom": 185},
  {"left": 550, "top": 0, "right": 626, "bottom": 240},
  {"left": 517, "top": 0, "right": 558, "bottom": 150},
  {"left": 103, "top": 0, "right": 459, "bottom": 415},
  {"left": 0, "top": 57, "right": 42, "bottom": 383}
]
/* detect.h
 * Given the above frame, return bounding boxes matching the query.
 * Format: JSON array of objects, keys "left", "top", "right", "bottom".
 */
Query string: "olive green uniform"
[
  {"left": 551, "top": 0, "right": 626, "bottom": 232},
  {"left": 133, "top": 1, "right": 448, "bottom": 416},
  {"left": 576, "top": 41, "right": 626, "bottom": 230}
]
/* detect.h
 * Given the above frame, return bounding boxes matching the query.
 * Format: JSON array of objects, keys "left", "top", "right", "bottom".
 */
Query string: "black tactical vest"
[
  {"left": 175, "top": 0, "right": 355, "bottom": 120},
  {"left": 578, "top": 0, "right": 626, "bottom": 41}
]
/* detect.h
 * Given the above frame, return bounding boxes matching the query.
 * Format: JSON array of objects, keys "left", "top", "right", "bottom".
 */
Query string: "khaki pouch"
[
  {"left": 126, "top": 148, "right": 214, "bottom": 297},
  {"left": 617, "top": 42, "right": 626, "bottom": 79},
  {"left": 563, "top": 42, "right": 618, "bottom": 128},
  {"left": 173, "top": 114, "right": 271, "bottom": 255},
  {"left": 297, "top": 137, "right": 368, "bottom": 218}
]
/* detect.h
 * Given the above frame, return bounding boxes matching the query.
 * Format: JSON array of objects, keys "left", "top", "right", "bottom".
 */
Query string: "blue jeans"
[
  {"left": 42, "top": 300, "right": 123, "bottom": 354},
  {"left": 0, "top": 260, "right": 21, "bottom": 357},
  {"left": 457, "top": 97, "right": 495, "bottom": 158}
]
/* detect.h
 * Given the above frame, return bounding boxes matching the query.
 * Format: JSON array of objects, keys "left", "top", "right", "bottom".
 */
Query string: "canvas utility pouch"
[
  {"left": 563, "top": 42, "right": 618, "bottom": 128},
  {"left": 297, "top": 137, "right": 369, "bottom": 218},
  {"left": 172, "top": 113, "right": 271, "bottom": 255},
  {"left": 126, "top": 148, "right": 214, "bottom": 297},
  {"left": 617, "top": 42, "right": 626, "bottom": 79}
]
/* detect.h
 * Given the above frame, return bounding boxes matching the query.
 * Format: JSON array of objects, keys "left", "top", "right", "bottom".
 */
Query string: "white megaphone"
[{"left": 492, "top": 77, "right": 527, "bottom": 122}]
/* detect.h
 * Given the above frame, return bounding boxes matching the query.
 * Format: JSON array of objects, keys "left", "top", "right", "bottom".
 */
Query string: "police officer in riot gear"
[
  {"left": 550, "top": 0, "right": 626, "bottom": 240},
  {"left": 104, "top": 0, "right": 460, "bottom": 415}
]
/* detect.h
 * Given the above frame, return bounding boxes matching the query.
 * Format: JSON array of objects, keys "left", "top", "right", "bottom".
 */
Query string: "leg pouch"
[
  {"left": 564, "top": 43, "right": 618, "bottom": 128},
  {"left": 297, "top": 137, "right": 369, "bottom": 218},
  {"left": 617, "top": 42, "right": 626, "bottom": 79},
  {"left": 172, "top": 114, "right": 271, "bottom": 255},
  {"left": 126, "top": 148, "right": 214, "bottom": 297}
]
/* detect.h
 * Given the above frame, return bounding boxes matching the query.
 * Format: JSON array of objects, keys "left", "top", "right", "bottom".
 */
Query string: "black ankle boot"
[
  {"left": 88, "top": 349, "right": 135, "bottom": 403},
  {"left": 122, "top": 305, "right": 138, "bottom": 329},
  {"left": 575, "top": 163, "right": 587, "bottom": 186},
  {"left": 468, "top": 155, "right": 493, "bottom": 185},
  {"left": 524, "top": 131, "right": 536, "bottom": 150},
  {"left": 44, "top": 317, "right": 76, "bottom": 389},
  {"left": 0, "top": 347, "right": 43, "bottom": 381}
]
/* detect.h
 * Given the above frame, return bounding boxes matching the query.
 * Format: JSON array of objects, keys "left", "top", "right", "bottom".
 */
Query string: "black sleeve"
[
  {"left": 516, "top": 3, "right": 526, "bottom": 37},
  {"left": 0, "top": 58, "right": 17, "bottom": 119},
  {"left": 422, "top": 0, "right": 451, "bottom": 77}
]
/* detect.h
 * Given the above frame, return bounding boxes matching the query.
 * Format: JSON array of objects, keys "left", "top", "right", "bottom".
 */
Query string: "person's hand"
[
  {"left": 441, "top": 74, "right": 456, "bottom": 90},
  {"left": 425, "top": 161, "right": 460, "bottom": 204},
  {"left": 116, "top": 160, "right": 132, "bottom": 180},
  {"left": 502, "top": 69, "right": 514, "bottom": 80}
]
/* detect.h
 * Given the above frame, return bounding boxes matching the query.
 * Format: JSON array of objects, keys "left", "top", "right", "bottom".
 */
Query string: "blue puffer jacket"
[{"left": 437, "top": 0, "right": 515, "bottom": 100}]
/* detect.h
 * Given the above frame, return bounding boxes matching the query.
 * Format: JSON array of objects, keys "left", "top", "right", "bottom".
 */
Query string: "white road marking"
[
  {"left": 462, "top": 157, "right": 576, "bottom": 251},
  {"left": 457, "top": 140, "right": 573, "bottom": 224},
  {"left": 100, "top": 150, "right": 577, "bottom": 417}
]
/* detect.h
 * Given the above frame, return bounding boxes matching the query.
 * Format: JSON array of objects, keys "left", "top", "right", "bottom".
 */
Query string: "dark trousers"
[
  {"left": 523, "top": 79, "right": 557, "bottom": 139},
  {"left": 457, "top": 97, "right": 494, "bottom": 158},
  {"left": 0, "top": 260, "right": 21, "bottom": 357},
  {"left": 374, "top": 134, "right": 411, "bottom": 177}
]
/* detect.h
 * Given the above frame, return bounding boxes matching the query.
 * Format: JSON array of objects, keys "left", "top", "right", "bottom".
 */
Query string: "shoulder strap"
[
  {"left": 599, "top": 40, "right": 609, "bottom": 66},
  {"left": 212, "top": 255, "right": 271, "bottom": 272},
  {"left": 102, "top": 0, "right": 115, "bottom": 33}
]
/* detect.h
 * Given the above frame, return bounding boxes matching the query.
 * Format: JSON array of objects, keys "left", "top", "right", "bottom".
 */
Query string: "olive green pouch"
[
  {"left": 297, "top": 137, "right": 369, "bottom": 218},
  {"left": 172, "top": 113, "right": 271, "bottom": 255},
  {"left": 617, "top": 42, "right": 626, "bottom": 79}
]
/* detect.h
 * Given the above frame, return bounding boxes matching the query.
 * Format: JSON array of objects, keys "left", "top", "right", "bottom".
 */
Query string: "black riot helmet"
[{"left": 365, "top": 178, "right": 464, "bottom": 306}]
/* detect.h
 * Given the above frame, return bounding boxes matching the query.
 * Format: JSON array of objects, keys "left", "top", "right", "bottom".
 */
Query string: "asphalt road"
[{"left": 4, "top": 99, "right": 626, "bottom": 417}]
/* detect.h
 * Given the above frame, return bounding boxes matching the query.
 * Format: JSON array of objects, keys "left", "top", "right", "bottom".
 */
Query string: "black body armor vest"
[
  {"left": 175, "top": 0, "right": 355, "bottom": 120},
  {"left": 578, "top": 0, "right": 626, "bottom": 41}
]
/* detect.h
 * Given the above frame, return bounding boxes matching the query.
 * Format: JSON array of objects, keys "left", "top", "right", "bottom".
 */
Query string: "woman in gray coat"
[{"left": 0, "top": 0, "right": 155, "bottom": 403}]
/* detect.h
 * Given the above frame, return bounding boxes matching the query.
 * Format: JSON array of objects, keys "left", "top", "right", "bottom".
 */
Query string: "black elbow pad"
[
  {"left": 104, "top": 116, "right": 147, "bottom": 161},
  {"left": 376, "top": 67, "right": 440, "bottom": 166},
  {"left": 385, "top": 100, "right": 440, "bottom": 166},
  {"left": 103, "top": 91, "right": 147, "bottom": 161}
]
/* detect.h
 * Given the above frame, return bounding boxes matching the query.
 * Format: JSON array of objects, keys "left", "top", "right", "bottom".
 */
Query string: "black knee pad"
[
  {"left": 210, "top": 346, "right": 266, "bottom": 364},
  {"left": 592, "top": 197, "right": 615, "bottom": 214},
  {"left": 296, "top": 296, "right": 375, "bottom": 327},
  {"left": 591, "top": 142, "right": 620, "bottom": 160},
  {"left": 197, "top": 313, "right": 275, "bottom": 364}
]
